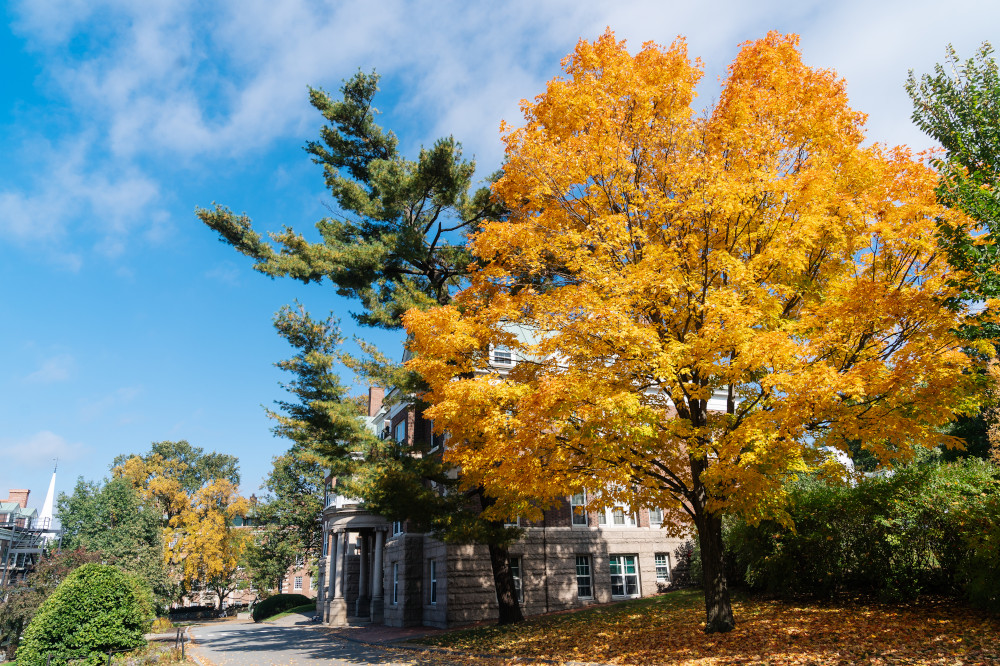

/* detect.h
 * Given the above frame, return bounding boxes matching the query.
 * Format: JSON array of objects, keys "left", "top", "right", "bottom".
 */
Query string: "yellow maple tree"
[
  {"left": 404, "top": 31, "right": 984, "bottom": 633},
  {"left": 113, "top": 454, "right": 189, "bottom": 520},
  {"left": 164, "top": 479, "right": 250, "bottom": 610}
]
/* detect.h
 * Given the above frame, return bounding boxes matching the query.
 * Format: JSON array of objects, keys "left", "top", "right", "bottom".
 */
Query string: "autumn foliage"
[
  {"left": 415, "top": 590, "right": 1000, "bottom": 665},
  {"left": 405, "top": 31, "right": 981, "bottom": 632},
  {"left": 164, "top": 479, "right": 250, "bottom": 609}
]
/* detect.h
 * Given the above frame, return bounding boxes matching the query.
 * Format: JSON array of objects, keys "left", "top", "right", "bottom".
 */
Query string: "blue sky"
[{"left": 2, "top": 0, "right": 997, "bottom": 514}]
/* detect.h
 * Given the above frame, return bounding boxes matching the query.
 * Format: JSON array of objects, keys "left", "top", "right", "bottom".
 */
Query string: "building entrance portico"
[{"left": 317, "top": 504, "right": 389, "bottom": 627}]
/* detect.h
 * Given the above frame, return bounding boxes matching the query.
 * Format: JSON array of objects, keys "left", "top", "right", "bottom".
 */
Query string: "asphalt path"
[{"left": 187, "top": 618, "right": 458, "bottom": 666}]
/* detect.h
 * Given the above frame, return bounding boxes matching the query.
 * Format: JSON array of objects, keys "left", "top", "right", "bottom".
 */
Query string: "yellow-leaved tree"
[
  {"left": 165, "top": 479, "right": 250, "bottom": 611},
  {"left": 404, "top": 31, "right": 984, "bottom": 633}
]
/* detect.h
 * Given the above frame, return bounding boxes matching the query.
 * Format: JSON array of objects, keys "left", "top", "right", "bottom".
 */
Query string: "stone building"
[{"left": 316, "top": 386, "right": 692, "bottom": 629}]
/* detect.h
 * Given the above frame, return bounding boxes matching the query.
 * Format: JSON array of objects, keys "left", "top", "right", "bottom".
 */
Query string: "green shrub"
[
  {"left": 15, "top": 563, "right": 154, "bottom": 666},
  {"left": 723, "top": 459, "right": 1000, "bottom": 606},
  {"left": 250, "top": 593, "right": 312, "bottom": 622}
]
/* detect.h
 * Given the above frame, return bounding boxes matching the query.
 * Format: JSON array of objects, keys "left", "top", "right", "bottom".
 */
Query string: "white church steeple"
[{"left": 38, "top": 459, "right": 57, "bottom": 531}]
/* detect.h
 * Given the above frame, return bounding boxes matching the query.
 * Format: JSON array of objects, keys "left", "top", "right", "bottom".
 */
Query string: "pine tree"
[{"left": 200, "top": 75, "right": 524, "bottom": 622}]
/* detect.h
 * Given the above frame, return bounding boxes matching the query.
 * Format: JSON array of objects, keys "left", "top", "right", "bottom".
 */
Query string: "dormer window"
[{"left": 493, "top": 346, "right": 512, "bottom": 365}]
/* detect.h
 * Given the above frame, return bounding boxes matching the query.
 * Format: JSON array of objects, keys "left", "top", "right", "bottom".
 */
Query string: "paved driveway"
[{"left": 187, "top": 617, "right": 456, "bottom": 666}]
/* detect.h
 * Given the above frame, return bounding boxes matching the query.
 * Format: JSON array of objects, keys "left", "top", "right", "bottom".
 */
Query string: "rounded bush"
[
  {"left": 16, "top": 563, "right": 154, "bottom": 666},
  {"left": 251, "top": 593, "right": 312, "bottom": 622}
]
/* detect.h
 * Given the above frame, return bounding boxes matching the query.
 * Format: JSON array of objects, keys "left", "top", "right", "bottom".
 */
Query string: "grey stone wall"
[
  {"left": 382, "top": 532, "right": 424, "bottom": 627},
  {"left": 435, "top": 525, "right": 685, "bottom": 626},
  {"left": 421, "top": 539, "right": 449, "bottom": 628}
]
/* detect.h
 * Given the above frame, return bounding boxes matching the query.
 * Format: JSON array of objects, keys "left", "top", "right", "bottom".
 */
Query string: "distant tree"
[
  {"left": 113, "top": 440, "right": 240, "bottom": 521},
  {"left": 258, "top": 451, "right": 327, "bottom": 557},
  {"left": 164, "top": 479, "right": 250, "bottom": 611},
  {"left": 0, "top": 548, "right": 102, "bottom": 660},
  {"left": 201, "top": 72, "right": 524, "bottom": 622},
  {"left": 15, "top": 564, "right": 154, "bottom": 666},
  {"left": 244, "top": 448, "right": 327, "bottom": 595},
  {"left": 242, "top": 528, "right": 297, "bottom": 597},
  {"left": 56, "top": 477, "right": 172, "bottom": 604}
]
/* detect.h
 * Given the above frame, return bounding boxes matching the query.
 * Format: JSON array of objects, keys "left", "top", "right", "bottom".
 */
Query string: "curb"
[{"left": 184, "top": 625, "right": 211, "bottom": 666}]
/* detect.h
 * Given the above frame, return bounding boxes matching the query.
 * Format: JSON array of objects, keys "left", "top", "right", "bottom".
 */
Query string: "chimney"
[
  {"left": 368, "top": 387, "right": 385, "bottom": 417},
  {"left": 5, "top": 489, "right": 30, "bottom": 508}
]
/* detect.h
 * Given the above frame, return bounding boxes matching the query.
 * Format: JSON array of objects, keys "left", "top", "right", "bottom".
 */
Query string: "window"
[
  {"left": 655, "top": 553, "right": 671, "bottom": 583},
  {"left": 597, "top": 506, "right": 635, "bottom": 527},
  {"left": 394, "top": 420, "right": 407, "bottom": 444},
  {"left": 294, "top": 576, "right": 303, "bottom": 590},
  {"left": 429, "top": 560, "right": 437, "bottom": 605},
  {"left": 575, "top": 555, "right": 593, "bottom": 598},
  {"left": 392, "top": 521, "right": 404, "bottom": 535},
  {"left": 493, "top": 346, "right": 512, "bottom": 365},
  {"left": 504, "top": 516, "right": 521, "bottom": 527},
  {"left": 295, "top": 554, "right": 305, "bottom": 567},
  {"left": 570, "top": 492, "right": 588, "bottom": 526},
  {"left": 649, "top": 508, "right": 663, "bottom": 526},
  {"left": 392, "top": 562, "right": 399, "bottom": 605},
  {"left": 509, "top": 557, "right": 524, "bottom": 604},
  {"left": 609, "top": 555, "right": 639, "bottom": 597}
]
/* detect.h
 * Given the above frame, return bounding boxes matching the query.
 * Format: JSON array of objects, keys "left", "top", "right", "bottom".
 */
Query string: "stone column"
[
  {"left": 356, "top": 532, "right": 371, "bottom": 617},
  {"left": 328, "top": 529, "right": 348, "bottom": 626},
  {"left": 322, "top": 530, "right": 335, "bottom": 623},
  {"left": 370, "top": 528, "right": 386, "bottom": 623}
]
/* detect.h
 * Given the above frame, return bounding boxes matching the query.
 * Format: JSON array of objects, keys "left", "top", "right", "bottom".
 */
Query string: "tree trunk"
[
  {"left": 695, "top": 510, "right": 735, "bottom": 633},
  {"left": 488, "top": 541, "right": 524, "bottom": 625},
  {"left": 477, "top": 489, "right": 524, "bottom": 625},
  {"left": 688, "top": 400, "right": 736, "bottom": 634}
]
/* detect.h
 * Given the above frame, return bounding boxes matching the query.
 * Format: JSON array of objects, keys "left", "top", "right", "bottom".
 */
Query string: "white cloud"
[
  {"left": 12, "top": 0, "right": 1000, "bottom": 164},
  {"left": 25, "top": 354, "right": 75, "bottom": 384},
  {"left": 6, "top": 0, "right": 1000, "bottom": 264},
  {"left": 0, "top": 431, "right": 89, "bottom": 467},
  {"left": 0, "top": 137, "right": 163, "bottom": 262}
]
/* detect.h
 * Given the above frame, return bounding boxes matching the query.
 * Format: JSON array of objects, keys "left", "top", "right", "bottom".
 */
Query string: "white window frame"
[
  {"left": 570, "top": 491, "right": 589, "bottom": 526},
  {"left": 392, "top": 521, "right": 404, "bottom": 535},
  {"left": 394, "top": 420, "right": 407, "bottom": 444},
  {"left": 609, "top": 554, "right": 640, "bottom": 598},
  {"left": 429, "top": 559, "right": 437, "bottom": 605},
  {"left": 509, "top": 556, "right": 524, "bottom": 604},
  {"left": 504, "top": 516, "right": 521, "bottom": 527},
  {"left": 493, "top": 346, "right": 513, "bottom": 365},
  {"left": 648, "top": 507, "right": 663, "bottom": 526},
  {"left": 654, "top": 553, "right": 671, "bottom": 583},
  {"left": 392, "top": 562, "right": 399, "bottom": 605},
  {"left": 575, "top": 555, "right": 593, "bottom": 598},
  {"left": 597, "top": 505, "right": 636, "bottom": 527},
  {"left": 293, "top": 576, "right": 303, "bottom": 590}
]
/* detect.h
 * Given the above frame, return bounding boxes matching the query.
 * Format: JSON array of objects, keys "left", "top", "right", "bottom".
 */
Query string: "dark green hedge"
[
  {"left": 15, "top": 563, "right": 154, "bottom": 665},
  {"left": 722, "top": 459, "right": 1000, "bottom": 606},
  {"left": 251, "top": 593, "right": 313, "bottom": 622}
]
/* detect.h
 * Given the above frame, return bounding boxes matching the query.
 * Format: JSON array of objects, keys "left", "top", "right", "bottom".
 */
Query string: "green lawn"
[{"left": 262, "top": 603, "right": 317, "bottom": 622}]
